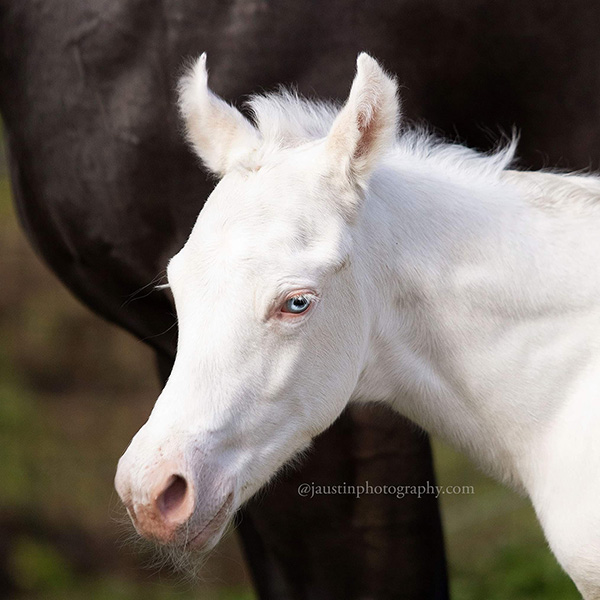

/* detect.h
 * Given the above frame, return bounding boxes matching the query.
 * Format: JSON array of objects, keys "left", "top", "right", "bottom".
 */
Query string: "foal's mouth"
[{"left": 184, "top": 492, "right": 234, "bottom": 550}]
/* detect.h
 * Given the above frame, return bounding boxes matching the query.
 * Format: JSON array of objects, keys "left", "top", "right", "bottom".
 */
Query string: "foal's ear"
[
  {"left": 178, "top": 53, "right": 260, "bottom": 177},
  {"left": 325, "top": 53, "right": 399, "bottom": 187}
]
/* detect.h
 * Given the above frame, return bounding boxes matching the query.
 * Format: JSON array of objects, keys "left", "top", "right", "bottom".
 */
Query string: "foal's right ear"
[
  {"left": 178, "top": 54, "right": 261, "bottom": 177},
  {"left": 324, "top": 54, "right": 399, "bottom": 189}
]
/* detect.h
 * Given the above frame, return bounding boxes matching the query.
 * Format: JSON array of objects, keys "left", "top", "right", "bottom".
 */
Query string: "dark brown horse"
[{"left": 2, "top": 1, "right": 600, "bottom": 598}]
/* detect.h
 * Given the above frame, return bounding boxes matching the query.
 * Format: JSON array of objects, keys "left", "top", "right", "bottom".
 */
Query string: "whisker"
[
  {"left": 121, "top": 271, "right": 169, "bottom": 307},
  {"left": 139, "top": 319, "right": 178, "bottom": 343}
]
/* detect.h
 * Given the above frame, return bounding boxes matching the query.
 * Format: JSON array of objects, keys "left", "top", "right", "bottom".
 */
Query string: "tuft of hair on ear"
[
  {"left": 178, "top": 53, "right": 260, "bottom": 177},
  {"left": 325, "top": 53, "right": 400, "bottom": 190}
]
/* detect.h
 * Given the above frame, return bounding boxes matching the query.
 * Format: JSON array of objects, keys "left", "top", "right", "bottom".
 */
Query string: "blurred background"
[{"left": 0, "top": 121, "right": 580, "bottom": 600}]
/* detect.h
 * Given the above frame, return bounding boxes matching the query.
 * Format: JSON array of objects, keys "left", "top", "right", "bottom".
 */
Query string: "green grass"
[{"left": 433, "top": 439, "right": 580, "bottom": 599}]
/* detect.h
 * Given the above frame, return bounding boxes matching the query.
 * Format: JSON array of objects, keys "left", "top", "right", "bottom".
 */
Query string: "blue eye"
[{"left": 283, "top": 294, "right": 311, "bottom": 314}]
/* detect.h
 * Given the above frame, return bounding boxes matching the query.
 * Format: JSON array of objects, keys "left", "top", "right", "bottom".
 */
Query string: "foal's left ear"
[
  {"left": 325, "top": 53, "right": 399, "bottom": 189},
  {"left": 178, "top": 53, "right": 261, "bottom": 177}
]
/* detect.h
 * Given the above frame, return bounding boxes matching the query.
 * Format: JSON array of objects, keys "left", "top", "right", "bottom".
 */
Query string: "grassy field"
[
  {"left": 434, "top": 440, "right": 578, "bottom": 599},
  {"left": 0, "top": 152, "right": 580, "bottom": 598},
  {"left": 0, "top": 166, "right": 252, "bottom": 598}
]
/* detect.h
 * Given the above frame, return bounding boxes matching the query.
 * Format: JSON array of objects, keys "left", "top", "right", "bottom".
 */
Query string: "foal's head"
[{"left": 115, "top": 53, "right": 399, "bottom": 550}]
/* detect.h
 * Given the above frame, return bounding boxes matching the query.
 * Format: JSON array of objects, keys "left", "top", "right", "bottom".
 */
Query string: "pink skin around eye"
[{"left": 275, "top": 289, "right": 318, "bottom": 320}]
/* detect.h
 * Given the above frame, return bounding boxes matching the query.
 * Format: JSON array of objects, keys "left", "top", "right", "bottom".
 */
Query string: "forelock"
[{"left": 246, "top": 89, "right": 339, "bottom": 151}]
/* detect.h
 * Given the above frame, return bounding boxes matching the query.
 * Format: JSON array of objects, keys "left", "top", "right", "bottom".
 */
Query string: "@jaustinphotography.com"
[{"left": 297, "top": 481, "right": 475, "bottom": 499}]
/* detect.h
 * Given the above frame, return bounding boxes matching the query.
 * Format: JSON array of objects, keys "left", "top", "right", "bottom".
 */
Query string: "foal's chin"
[
  {"left": 181, "top": 492, "right": 235, "bottom": 552},
  {"left": 128, "top": 491, "right": 236, "bottom": 558}
]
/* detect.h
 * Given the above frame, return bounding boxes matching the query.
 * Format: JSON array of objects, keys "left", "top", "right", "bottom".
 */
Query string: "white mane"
[
  {"left": 248, "top": 89, "right": 600, "bottom": 211},
  {"left": 503, "top": 169, "right": 600, "bottom": 210},
  {"left": 247, "top": 89, "right": 517, "bottom": 183}
]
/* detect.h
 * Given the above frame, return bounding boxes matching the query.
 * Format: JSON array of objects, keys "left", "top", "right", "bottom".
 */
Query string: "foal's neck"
[{"left": 354, "top": 160, "right": 600, "bottom": 487}]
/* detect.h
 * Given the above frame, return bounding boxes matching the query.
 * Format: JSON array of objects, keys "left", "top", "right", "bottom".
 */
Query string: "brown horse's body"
[{"left": 2, "top": 1, "right": 600, "bottom": 598}]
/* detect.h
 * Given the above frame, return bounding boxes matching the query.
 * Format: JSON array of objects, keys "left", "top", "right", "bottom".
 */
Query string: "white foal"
[{"left": 115, "top": 53, "right": 600, "bottom": 597}]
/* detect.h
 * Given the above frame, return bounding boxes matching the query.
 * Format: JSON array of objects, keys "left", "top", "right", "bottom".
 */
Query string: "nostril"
[{"left": 156, "top": 475, "right": 189, "bottom": 523}]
